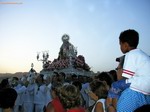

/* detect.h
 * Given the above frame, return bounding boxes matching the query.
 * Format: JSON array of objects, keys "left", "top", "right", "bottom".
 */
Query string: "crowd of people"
[
  {"left": 0, "top": 29, "right": 150, "bottom": 112},
  {"left": 0, "top": 69, "right": 115, "bottom": 112}
]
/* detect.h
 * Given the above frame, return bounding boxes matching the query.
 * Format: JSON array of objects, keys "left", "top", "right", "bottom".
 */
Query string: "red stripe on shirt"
[{"left": 123, "top": 69, "right": 135, "bottom": 76}]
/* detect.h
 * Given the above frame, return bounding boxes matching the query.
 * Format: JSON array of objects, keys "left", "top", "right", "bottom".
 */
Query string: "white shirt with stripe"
[{"left": 122, "top": 49, "right": 150, "bottom": 95}]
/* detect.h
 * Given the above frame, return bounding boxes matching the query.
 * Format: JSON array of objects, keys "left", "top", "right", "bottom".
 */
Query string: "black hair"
[
  {"left": 0, "top": 88, "right": 17, "bottom": 109},
  {"left": 72, "top": 80, "right": 82, "bottom": 91},
  {"left": 71, "top": 74, "right": 77, "bottom": 78},
  {"left": 13, "top": 77, "right": 19, "bottom": 81},
  {"left": 53, "top": 71, "right": 59, "bottom": 77},
  {"left": 109, "top": 70, "right": 117, "bottom": 82},
  {"left": 59, "top": 72, "right": 66, "bottom": 79},
  {"left": 119, "top": 29, "right": 139, "bottom": 48},
  {"left": 97, "top": 72, "right": 113, "bottom": 88},
  {"left": 39, "top": 74, "right": 44, "bottom": 82},
  {"left": 0, "top": 78, "right": 9, "bottom": 89}
]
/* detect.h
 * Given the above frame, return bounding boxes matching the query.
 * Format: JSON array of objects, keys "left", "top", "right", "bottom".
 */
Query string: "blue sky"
[{"left": 0, "top": 0, "right": 150, "bottom": 73}]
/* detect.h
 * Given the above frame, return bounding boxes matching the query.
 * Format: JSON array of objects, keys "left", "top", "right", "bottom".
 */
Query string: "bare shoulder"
[
  {"left": 46, "top": 102, "right": 55, "bottom": 112},
  {"left": 95, "top": 102, "right": 104, "bottom": 112}
]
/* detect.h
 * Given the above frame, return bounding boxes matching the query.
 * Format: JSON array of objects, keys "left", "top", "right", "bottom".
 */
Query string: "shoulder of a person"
[
  {"left": 46, "top": 102, "right": 54, "bottom": 112},
  {"left": 125, "top": 49, "right": 140, "bottom": 58},
  {"left": 128, "top": 48, "right": 141, "bottom": 54},
  {"left": 95, "top": 102, "right": 103, "bottom": 112}
]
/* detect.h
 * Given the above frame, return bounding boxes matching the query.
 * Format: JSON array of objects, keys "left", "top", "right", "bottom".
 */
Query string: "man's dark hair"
[
  {"left": 39, "top": 74, "right": 44, "bottom": 82},
  {"left": 0, "top": 78, "right": 9, "bottom": 89},
  {"left": 72, "top": 80, "right": 82, "bottom": 91},
  {"left": 0, "top": 88, "right": 17, "bottom": 109},
  {"left": 119, "top": 29, "right": 139, "bottom": 48},
  {"left": 97, "top": 72, "right": 113, "bottom": 88},
  {"left": 59, "top": 72, "right": 66, "bottom": 79}
]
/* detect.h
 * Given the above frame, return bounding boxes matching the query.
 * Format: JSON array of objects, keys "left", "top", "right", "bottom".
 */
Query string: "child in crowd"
[{"left": 117, "top": 29, "right": 150, "bottom": 111}]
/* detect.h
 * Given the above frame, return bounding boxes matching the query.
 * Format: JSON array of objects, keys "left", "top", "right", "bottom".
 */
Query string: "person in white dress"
[
  {"left": 34, "top": 74, "right": 47, "bottom": 112},
  {"left": 44, "top": 75, "right": 52, "bottom": 107},
  {"left": 22, "top": 75, "right": 35, "bottom": 112},
  {"left": 13, "top": 76, "right": 27, "bottom": 112}
]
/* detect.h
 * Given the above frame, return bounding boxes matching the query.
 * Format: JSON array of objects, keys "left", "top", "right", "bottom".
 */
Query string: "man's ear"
[{"left": 124, "top": 42, "right": 129, "bottom": 49}]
